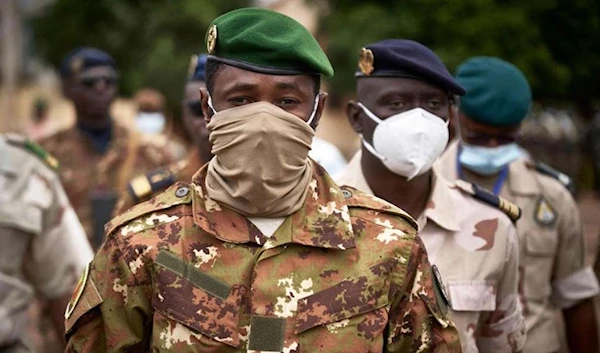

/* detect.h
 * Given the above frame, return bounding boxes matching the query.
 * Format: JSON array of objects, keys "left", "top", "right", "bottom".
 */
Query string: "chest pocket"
[
  {"left": 152, "top": 250, "right": 243, "bottom": 348},
  {"left": 294, "top": 272, "right": 391, "bottom": 349},
  {"left": 0, "top": 202, "right": 41, "bottom": 235},
  {"left": 447, "top": 280, "right": 496, "bottom": 312},
  {"left": 523, "top": 228, "right": 557, "bottom": 257}
]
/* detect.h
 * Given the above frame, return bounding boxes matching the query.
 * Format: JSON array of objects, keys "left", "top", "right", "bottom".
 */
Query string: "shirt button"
[
  {"left": 342, "top": 189, "right": 352, "bottom": 199},
  {"left": 175, "top": 186, "right": 189, "bottom": 198}
]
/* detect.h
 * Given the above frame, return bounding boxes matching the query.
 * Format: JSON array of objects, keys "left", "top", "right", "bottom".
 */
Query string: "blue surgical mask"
[{"left": 459, "top": 142, "right": 522, "bottom": 176}]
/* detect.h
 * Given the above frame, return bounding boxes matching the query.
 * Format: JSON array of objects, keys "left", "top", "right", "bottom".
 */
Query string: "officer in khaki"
[
  {"left": 39, "top": 48, "right": 173, "bottom": 249},
  {"left": 64, "top": 8, "right": 461, "bottom": 352},
  {"left": 336, "top": 39, "right": 525, "bottom": 353},
  {"left": 436, "top": 56, "right": 600, "bottom": 352},
  {"left": 0, "top": 134, "right": 93, "bottom": 353}
]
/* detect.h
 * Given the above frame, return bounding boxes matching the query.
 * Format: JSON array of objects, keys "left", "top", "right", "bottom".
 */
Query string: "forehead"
[
  {"left": 213, "top": 64, "right": 314, "bottom": 95},
  {"left": 357, "top": 76, "right": 447, "bottom": 98},
  {"left": 77, "top": 65, "right": 117, "bottom": 78},
  {"left": 460, "top": 113, "right": 521, "bottom": 133}
]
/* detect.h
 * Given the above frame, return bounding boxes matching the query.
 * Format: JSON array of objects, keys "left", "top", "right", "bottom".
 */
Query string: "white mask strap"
[
  {"left": 357, "top": 102, "right": 383, "bottom": 124},
  {"left": 306, "top": 95, "right": 320, "bottom": 126},
  {"left": 360, "top": 134, "right": 387, "bottom": 161},
  {"left": 207, "top": 94, "right": 217, "bottom": 114}
]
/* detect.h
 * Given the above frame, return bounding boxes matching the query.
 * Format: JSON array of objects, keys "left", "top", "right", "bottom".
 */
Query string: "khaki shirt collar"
[
  {"left": 190, "top": 162, "right": 357, "bottom": 250},
  {"left": 506, "top": 157, "right": 540, "bottom": 196}
]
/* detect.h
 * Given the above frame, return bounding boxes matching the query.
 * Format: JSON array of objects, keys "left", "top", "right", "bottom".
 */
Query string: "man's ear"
[
  {"left": 346, "top": 100, "right": 364, "bottom": 134},
  {"left": 310, "top": 92, "right": 328, "bottom": 129},
  {"left": 199, "top": 87, "right": 212, "bottom": 124}
]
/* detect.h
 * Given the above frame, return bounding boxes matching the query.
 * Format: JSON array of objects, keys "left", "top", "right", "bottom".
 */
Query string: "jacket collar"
[{"left": 191, "top": 162, "right": 356, "bottom": 250}]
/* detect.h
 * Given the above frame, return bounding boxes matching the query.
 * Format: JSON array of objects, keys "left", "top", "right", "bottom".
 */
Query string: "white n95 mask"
[{"left": 358, "top": 103, "right": 449, "bottom": 180}]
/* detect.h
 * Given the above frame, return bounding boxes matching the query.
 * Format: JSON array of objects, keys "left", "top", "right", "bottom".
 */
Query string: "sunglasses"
[
  {"left": 78, "top": 75, "right": 119, "bottom": 88},
  {"left": 461, "top": 130, "right": 521, "bottom": 146},
  {"left": 186, "top": 100, "right": 204, "bottom": 117}
]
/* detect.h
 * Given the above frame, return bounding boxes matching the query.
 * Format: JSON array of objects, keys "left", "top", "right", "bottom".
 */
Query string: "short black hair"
[{"left": 205, "top": 59, "right": 321, "bottom": 96}]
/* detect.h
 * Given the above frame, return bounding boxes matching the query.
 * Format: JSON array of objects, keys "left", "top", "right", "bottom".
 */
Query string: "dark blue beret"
[
  {"left": 189, "top": 54, "right": 208, "bottom": 82},
  {"left": 60, "top": 47, "right": 116, "bottom": 78},
  {"left": 356, "top": 39, "right": 465, "bottom": 96},
  {"left": 456, "top": 57, "right": 531, "bottom": 126}
]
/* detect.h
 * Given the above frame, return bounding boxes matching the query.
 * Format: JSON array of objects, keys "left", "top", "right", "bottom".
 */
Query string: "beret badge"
[
  {"left": 358, "top": 47, "right": 374, "bottom": 76},
  {"left": 207, "top": 25, "right": 217, "bottom": 54},
  {"left": 70, "top": 56, "right": 84, "bottom": 75}
]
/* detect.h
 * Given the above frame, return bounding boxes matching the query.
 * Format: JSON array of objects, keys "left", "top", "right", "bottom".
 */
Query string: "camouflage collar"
[{"left": 191, "top": 163, "right": 357, "bottom": 250}]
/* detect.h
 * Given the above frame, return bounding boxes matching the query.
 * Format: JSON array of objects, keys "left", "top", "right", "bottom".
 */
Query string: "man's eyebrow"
[
  {"left": 222, "top": 82, "right": 258, "bottom": 95},
  {"left": 275, "top": 81, "right": 302, "bottom": 91}
]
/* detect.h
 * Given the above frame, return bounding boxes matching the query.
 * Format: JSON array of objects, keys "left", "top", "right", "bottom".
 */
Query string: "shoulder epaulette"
[
  {"left": 106, "top": 182, "right": 192, "bottom": 236},
  {"left": 527, "top": 161, "right": 575, "bottom": 194},
  {"left": 5, "top": 133, "right": 59, "bottom": 170},
  {"left": 455, "top": 180, "right": 522, "bottom": 223},
  {"left": 127, "top": 160, "right": 187, "bottom": 202},
  {"left": 340, "top": 185, "right": 419, "bottom": 231}
]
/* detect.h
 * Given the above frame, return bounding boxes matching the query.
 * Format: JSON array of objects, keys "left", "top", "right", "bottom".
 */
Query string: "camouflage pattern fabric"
[
  {"left": 437, "top": 140, "right": 600, "bottom": 353},
  {"left": 65, "top": 163, "right": 461, "bottom": 352},
  {"left": 337, "top": 151, "right": 525, "bottom": 353},
  {"left": 39, "top": 124, "right": 173, "bottom": 244}
]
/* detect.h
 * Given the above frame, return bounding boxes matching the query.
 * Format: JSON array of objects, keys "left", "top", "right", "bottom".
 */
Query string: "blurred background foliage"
[
  {"left": 32, "top": 0, "right": 250, "bottom": 114},
  {"left": 32, "top": 0, "right": 600, "bottom": 114}
]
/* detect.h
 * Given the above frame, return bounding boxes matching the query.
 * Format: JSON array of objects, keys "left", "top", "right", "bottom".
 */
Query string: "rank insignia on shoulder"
[
  {"left": 534, "top": 196, "right": 557, "bottom": 226},
  {"left": 127, "top": 167, "right": 178, "bottom": 202},
  {"left": 455, "top": 180, "right": 522, "bottom": 223},
  {"left": 432, "top": 265, "right": 452, "bottom": 313},
  {"left": 5, "top": 133, "right": 59, "bottom": 170},
  {"left": 527, "top": 161, "right": 575, "bottom": 194}
]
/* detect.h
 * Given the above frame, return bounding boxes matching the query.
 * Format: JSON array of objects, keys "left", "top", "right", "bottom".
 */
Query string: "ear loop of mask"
[
  {"left": 306, "top": 95, "right": 321, "bottom": 126},
  {"left": 356, "top": 102, "right": 387, "bottom": 161},
  {"left": 207, "top": 94, "right": 217, "bottom": 114}
]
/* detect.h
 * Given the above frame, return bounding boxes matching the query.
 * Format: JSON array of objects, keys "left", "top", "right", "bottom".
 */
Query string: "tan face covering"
[{"left": 205, "top": 101, "right": 315, "bottom": 217}]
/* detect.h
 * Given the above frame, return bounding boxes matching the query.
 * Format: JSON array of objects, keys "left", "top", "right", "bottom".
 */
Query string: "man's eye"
[
  {"left": 277, "top": 98, "right": 299, "bottom": 106},
  {"left": 428, "top": 100, "right": 442, "bottom": 109},
  {"left": 229, "top": 97, "right": 251, "bottom": 105},
  {"left": 389, "top": 101, "right": 405, "bottom": 109}
]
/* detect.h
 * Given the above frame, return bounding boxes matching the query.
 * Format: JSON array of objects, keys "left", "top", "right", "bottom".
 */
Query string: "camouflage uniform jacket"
[
  {"left": 0, "top": 134, "right": 93, "bottom": 352},
  {"left": 113, "top": 149, "right": 205, "bottom": 215},
  {"left": 437, "top": 140, "right": 600, "bottom": 353},
  {"left": 39, "top": 124, "right": 173, "bottom": 244},
  {"left": 64, "top": 163, "right": 461, "bottom": 352},
  {"left": 337, "top": 151, "right": 525, "bottom": 353}
]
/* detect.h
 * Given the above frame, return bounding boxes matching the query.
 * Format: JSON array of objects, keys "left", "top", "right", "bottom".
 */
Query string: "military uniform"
[
  {"left": 339, "top": 151, "right": 525, "bottom": 352},
  {"left": 65, "top": 163, "right": 460, "bottom": 352},
  {"left": 39, "top": 124, "right": 172, "bottom": 247},
  {"left": 0, "top": 134, "right": 93, "bottom": 352},
  {"left": 114, "top": 150, "right": 204, "bottom": 215},
  {"left": 437, "top": 140, "right": 600, "bottom": 352}
]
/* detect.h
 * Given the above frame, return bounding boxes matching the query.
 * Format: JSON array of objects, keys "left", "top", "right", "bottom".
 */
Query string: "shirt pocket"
[
  {"left": 294, "top": 274, "right": 390, "bottom": 351},
  {"left": 524, "top": 228, "right": 557, "bottom": 257},
  {"left": 152, "top": 250, "right": 244, "bottom": 348},
  {"left": 447, "top": 280, "right": 496, "bottom": 312}
]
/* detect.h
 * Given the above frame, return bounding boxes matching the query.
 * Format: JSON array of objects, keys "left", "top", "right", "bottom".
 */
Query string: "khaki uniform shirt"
[
  {"left": 39, "top": 124, "right": 172, "bottom": 245},
  {"left": 64, "top": 164, "right": 461, "bottom": 352},
  {"left": 337, "top": 151, "right": 525, "bottom": 353},
  {"left": 0, "top": 135, "right": 93, "bottom": 352},
  {"left": 437, "top": 140, "right": 600, "bottom": 353}
]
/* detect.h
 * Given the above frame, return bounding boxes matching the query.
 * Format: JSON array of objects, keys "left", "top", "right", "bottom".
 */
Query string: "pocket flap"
[
  {"left": 153, "top": 250, "right": 242, "bottom": 348},
  {"left": 0, "top": 202, "right": 41, "bottom": 234},
  {"left": 525, "top": 230, "right": 555, "bottom": 256},
  {"left": 448, "top": 280, "right": 496, "bottom": 311},
  {"left": 295, "top": 275, "right": 389, "bottom": 334}
]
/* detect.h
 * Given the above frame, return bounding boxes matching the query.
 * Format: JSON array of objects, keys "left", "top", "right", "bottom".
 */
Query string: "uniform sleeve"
[
  {"left": 386, "top": 236, "right": 461, "bottom": 353},
  {"left": 65, "top": 233, "right": 153, "bottom": 353},
  {"left": 477, "top": 223, "right": 525, "bottom": 352},
  {"left": 552, "top": 188, "right": 600, "bottom": 308},
  {"left": 26, "top": 172, "right": 94, "bottom": 299}
]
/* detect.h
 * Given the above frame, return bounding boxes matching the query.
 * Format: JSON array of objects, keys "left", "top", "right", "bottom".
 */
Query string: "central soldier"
[{"left": 64, "top": 8, "right": 460, "bottom": 352}]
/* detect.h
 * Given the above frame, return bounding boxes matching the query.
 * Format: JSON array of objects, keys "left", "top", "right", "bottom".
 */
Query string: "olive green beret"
[
  {"left": 204, "top": 7, "right": 333, "bottom": 77},
  {"left": 455, "top": 56, "right": 532, "bottom": 126}
]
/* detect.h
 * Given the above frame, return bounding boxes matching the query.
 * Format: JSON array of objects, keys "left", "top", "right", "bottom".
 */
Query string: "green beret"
[
  {"left": 204, "top": 8, "right": 333, "bottom": 77},
  {"left": 455, "top": 57, "right": 532, "bottom": 126}
]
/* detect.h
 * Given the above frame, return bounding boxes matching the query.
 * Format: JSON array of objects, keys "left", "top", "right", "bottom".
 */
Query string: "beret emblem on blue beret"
[
  {"left": 70, "top": 56, "right": 84, "bottom": 75},
  {"left": 188, "top": 55, "right": 199, "bottom": 78},
  {"left": 207, "top": 25, "right": 217, "bottom": 54},
  {"left": 359, "top": 48, "right": 374, "bottom": 76}
]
